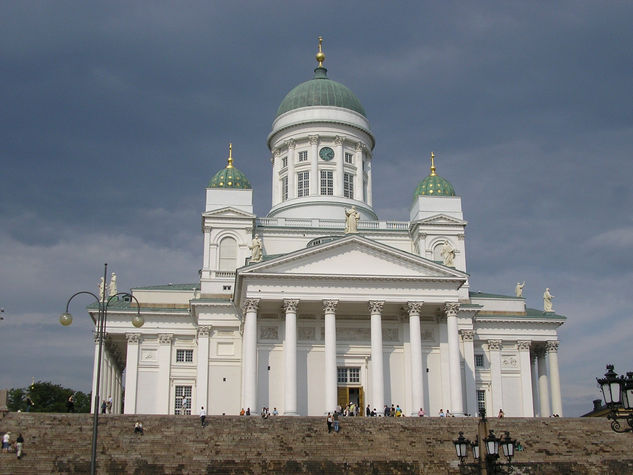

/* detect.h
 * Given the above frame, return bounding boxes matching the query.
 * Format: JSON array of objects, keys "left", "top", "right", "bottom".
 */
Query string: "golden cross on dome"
[
  {"left": 227, "top": 143, "right": 234, "bottom": 168},
  {"left": 316, "top": 36, "right": 325, "bottom": 67},
  {"left": 430, "top": 151, "right": 437, "bottom": 176}
]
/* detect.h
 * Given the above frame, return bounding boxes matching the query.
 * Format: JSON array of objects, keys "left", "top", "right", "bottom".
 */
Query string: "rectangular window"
[
  {"left": 475, "top": 354, "right": 484, "bottom": 368},
  {"left": 337, "top": 366, "right": 360, "bottom": 384},
  {"left": 298, "top": 151, "right": 308, "bottom": 162},
  {"left": 343, "top": 172, "right": 354, "bottom": 199},
  {"left": 345, "top": 152, "right": 353, "bottom": 164},
  {"left": 337, "top": 367, "right": 347, "bottom": 384},
  {"left": 281, "top": 176, "right": 288, "bottom": 201},
  {"left": 297, "top": 171, "right": 309, "bottom": 197},
  {"left": 174, "top": 385, "right": 192, "bottom": 415},
  {"left": 176, "top": 349, "right": 194, "bottom": 363},
  {"left": 320, "top": 170, "right": 333, "bottom": 195},
  {"left": 281, "top": 156, "right": 288, "bottom": 168},
  {"left": 477, "top": 390, "right": 486, "bottom": 412}
]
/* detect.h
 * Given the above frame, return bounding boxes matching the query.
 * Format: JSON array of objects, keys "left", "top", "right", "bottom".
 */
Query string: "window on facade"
[
  {"left": 477, "top": 390, "right": 486, "bottom": 412},
  {"left": 320, "top": 170, "right": 333, "bottom": 195},
  {"left": 345, "top": 152, "right": 353, "bottom": 164},
  {"left": 281, "top": 176, "right": 288, "bottom": 201},
  {"left": 343, "top": 172, "right": 354, "bottom": 198},
  {"left": 281, "top": 156, "right": 288, "bottom": 168},
  {"left": 176, "top": 349, "right": 194, "bottom": 363},
  {"left": 337, "top": 367, "right": 360, "bottom": 384},
  {"left": 298, "top": 151, "right": 308, "bottom": 162},
  {"left": 475, "top": 354, "right": 484, "bottom": 368},
  {"left": 297, "top": 171, "right": 309, "bottom": 197},
  {"left": 174, "top": 385, "right": 192, "bottom": 415},
  {"left": 218, "top": 237, "right": 237, "bottom": 271},
  {"left": 223, "top": 285, "right": 231, "bottom": 291}
]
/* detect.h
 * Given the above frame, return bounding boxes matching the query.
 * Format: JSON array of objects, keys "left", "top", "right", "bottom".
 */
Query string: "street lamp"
[
  {"left": 596, "top": 364, "right": 633, "bottom": 433},
  {"left": 453, "top": 431, "right": 470, "bottom": 464},
  {"left": 60, "top": 263, "right": 144, "bottom": 475}
]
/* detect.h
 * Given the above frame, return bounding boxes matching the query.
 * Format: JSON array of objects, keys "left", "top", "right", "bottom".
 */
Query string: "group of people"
[
  {"left": 100, "top": 396, "right": 113, "bottom": 414},
  {"left": 2, "top": 432, "right": 25, "bottom": 459}
]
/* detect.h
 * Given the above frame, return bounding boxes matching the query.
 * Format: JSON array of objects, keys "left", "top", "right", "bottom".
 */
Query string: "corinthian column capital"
[
  {"left": 283, "top": 299, "right": 299, "bottom": 313},
  {"left": 322, "top": 299, "right": 338, "bottom": 314},
  {"left": 407, "top": 301, "right": 424, "bottom": 316},
  {"left": 444, "top": 302, "right": 460, "bottom": 317},
  {"left": 242, "top": 298, "right": 260, "bottom": 314},
  {"left": 368, "top": 300, "right": 385, "bottom": 314}
]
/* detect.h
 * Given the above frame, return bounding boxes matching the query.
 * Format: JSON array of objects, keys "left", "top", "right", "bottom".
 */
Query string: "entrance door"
[{"left": 336, "top": 386, "right": 364, "bottom": 414}]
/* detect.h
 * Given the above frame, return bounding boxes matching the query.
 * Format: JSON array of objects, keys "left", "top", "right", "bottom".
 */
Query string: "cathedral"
[{"left": 91, "top": 40, "right": 564, "bottom": 418}]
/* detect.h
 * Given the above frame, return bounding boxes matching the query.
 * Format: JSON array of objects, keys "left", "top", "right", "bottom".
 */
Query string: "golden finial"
[
  {"left": 227, "top": 143, "right": 234, "bottom": 168},
  {"left": 316, "top": 36, "right": 325, "bottom": 67},
  {"left": 430, "top": 151, "right": 437, "bottom": 176}
]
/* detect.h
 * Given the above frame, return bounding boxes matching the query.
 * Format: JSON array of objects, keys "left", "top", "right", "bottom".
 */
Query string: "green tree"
[{"left": 8, "top": 381, "right": 91, "bottom": 413}]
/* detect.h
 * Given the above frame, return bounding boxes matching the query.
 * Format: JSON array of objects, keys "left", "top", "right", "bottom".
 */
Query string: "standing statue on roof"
[
  {"left": 543, "top": 288, "right": 554, "bottom": 312},
  {"left": 109, "top": 273, "right": 118, "bottom": 297},
  {"left": 440, "top": 240, "right": 456, "bottom": 267},
  {"left": 345, "top": 206, "right": 360, "bottom": 234},
  {"left": 249, "top": 234, "right": 263, "bottom": 263},
  {"left": 98, "top": 276, "right": 106, "bottom": 302},
  {"left": 515, "top": 281, "right": 525, "bottom": 297}
]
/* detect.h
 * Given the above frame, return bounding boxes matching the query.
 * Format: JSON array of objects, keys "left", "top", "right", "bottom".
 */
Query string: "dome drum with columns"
[{"left": 87, "top": 38, "right": 565, "bottom": 419}]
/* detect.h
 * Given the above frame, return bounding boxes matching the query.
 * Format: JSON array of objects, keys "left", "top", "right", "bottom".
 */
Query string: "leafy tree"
[{"left": 8, "top": 381, "right": 90, "bottom": 413}]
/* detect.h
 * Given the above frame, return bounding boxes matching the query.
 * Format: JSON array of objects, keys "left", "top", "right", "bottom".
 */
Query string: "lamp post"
[
  {"left": 453, "top": 408, "right": 517, "bottom": 474},
  {"left": 60, "top": 263, "right": 144, "bottom": 475},
  {"left": 596, "top": 364, "right": 633, "bottom": 433}
]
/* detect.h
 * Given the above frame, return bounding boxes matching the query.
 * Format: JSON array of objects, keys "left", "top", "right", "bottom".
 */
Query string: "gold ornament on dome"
[{"left": 316, "top": 36, "right": 325, "bottom": 67}]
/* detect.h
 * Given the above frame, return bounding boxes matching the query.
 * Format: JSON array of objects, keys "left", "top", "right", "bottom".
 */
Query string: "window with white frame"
[
  {"left": 477, "top": 390, "right": 486, "bottom": 412},
  {"left": 176, "top": 349, "right": 193, "bottom": 363},
  {"left": 343, "top": 172, "right": 354, "bottom": 198},
  {"left": 298, "top": 150, "right": 308, "bottom": 162},
  {"left": 475, "top": 354, "right": 484, "bottom": 368},
  {"left": 344, "top": 152, "right": 353, "bottom": 164},
  {"left": 320, "top": 170, "right": 333, "bottom": 195},
  {"left": 337, "top": 366, "right": 360, "bottom": 384},
  {"left": 297, "top": 171, "right": 309, "bottom": 197},
  {"left": 218, "top": 237, "right": 237, "bottom": 271},
  {"left": 174, "top": 385, "right": 192, "bottom": 415},
  {"left": 281, "top": 156, "right": 287, "bottom": 168},
  {"left": 281, "top": 176, "right": 288, "bottom": 201}
]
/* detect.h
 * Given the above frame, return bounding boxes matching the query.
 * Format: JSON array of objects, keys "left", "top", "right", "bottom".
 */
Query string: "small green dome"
[
  {"left": 208, "top": 144, "right": 252, "bottom": 189},
  {"left": 413, "top": 152, "right": 456, "bottom": 198},
  {"left": 276, "top": 67, "right": 366, "bottom": 118}
]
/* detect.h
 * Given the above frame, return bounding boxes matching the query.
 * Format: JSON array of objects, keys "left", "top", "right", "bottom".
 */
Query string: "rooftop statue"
[
  {"left": 109, "top": 273, "right": 118, "bottom": 297},
  {"left": 345, "top": 206, "right": 360, "bottom": 234},
  {"left": 544, "top": 288, "right": 555, "bottom": 312},
  {"left": 249, "top": 234, "right": 263, "bottom": 263},
  {"left": 515, "top": 281, "right": 525, "bottom": 297},
  {"left": 440, "top": 240, "right": 455, "bottom": 267}
]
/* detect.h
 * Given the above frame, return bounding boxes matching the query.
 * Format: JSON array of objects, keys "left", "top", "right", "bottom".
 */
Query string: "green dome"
[
  {"left": 276, "top": 67, "right": 366, "bottom": 118},
  {"left": 413, "top": 174, "right": 456, "bottom": 198},
  {"left": 208, "top": 145, "right": 252, "bottom": 189}
]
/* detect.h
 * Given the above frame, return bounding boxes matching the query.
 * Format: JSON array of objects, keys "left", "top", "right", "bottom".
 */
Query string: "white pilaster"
[
  {"left": 242, "top": 299, "right": 259, "bottom": 413},
  {"left": 124, "top": 333, "right": 140, "bottom": 414},
  {"left": 488, "top": 339, "right": 504, "bottom": 415},
  {"left": 323, "top": 299, "right": 338, "bottom": 413},
  {"left": 287, "top": 139, "right": 296, "bottom": 200},
  {"left": 531, "top": 352, "right": 540, "bottom": 416},
  {"left": 272, "top": 149, "right": 280, "bottom": 204},
  {"left": 517, "top": 341, "right": 534, "bottom": 417},
  {"left": 354, "top": 142, "right": 363, "bottom": 201},
  {"left": 334, "top": 136, "right": 344, "bottom": 196},
  {"left": 537, "top": 348, "right": 551, "bottom": 417},
  {"left": 369, "top": 300, "right": 385, "bottom": 413},
  {"left": 283, "top": 299, "right": 299, "bottom": 415},
  {"left": 366, "top": 157, "right": 373, "bottom": 206},
  {"left": 309, "top": 135, "right": 319, "bottom": 196},
  {"left": 407, "top": 301, "right": 424, "bottom": 416},
  {"left": 445, "top": 303, "right": 464, "bottom": 415},
  {"left": 157, "top": 334, "right": 173, "bottom": 414},
  {"left": 196, "top": 326, "right": 211, "bottom": 413},
  {"left": 547, "top": 341, "right": 563, "bottom": 416},
  {"left": 461, "top": 330, "right": 477, "bottom": 416}
]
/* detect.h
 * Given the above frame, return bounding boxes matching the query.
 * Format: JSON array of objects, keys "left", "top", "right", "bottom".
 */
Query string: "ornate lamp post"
[
  {"left": 60, "top": 263, "right": 144, "bottom": 475},
  {"left": 596, "top": 364, "right": 633, "bottom": 433}
]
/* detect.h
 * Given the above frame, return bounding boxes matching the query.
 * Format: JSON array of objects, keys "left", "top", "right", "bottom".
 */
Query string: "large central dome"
[{"left": 275, "top": 66, "right": 367, "bottom": 118}]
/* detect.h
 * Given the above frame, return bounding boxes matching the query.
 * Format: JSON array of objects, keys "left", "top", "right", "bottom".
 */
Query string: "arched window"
[{"left": 218, "top": 237, "right": 237, "bottom": 271}]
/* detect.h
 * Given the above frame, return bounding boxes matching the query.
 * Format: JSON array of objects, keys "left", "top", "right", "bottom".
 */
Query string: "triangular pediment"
[
  {"left": 239, "top": 235, "right": 467, "bottom": 280},
  {"left": 416, "top": 214, "right": 466, "bottom": 226},
  {"left": 202, "top": 207, "right": 255, "bottom": 219}
]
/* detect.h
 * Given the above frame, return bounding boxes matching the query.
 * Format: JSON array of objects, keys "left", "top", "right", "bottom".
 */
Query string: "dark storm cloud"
[{"left": 1, "top": 1, "right": 632, "bottom": 415}]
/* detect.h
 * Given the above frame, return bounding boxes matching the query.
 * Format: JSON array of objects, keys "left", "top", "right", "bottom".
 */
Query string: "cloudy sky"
[{"left": 1, "top": 1, "right": 631, "bottom": 416}]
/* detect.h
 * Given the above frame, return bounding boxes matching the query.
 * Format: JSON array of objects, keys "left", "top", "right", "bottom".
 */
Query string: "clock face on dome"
[{"left": 319, "top": 146, "right": 335, "bottom": 161}]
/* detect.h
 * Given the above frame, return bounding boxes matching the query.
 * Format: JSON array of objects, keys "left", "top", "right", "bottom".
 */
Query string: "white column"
[
  {"left": 366, "top": 157, "right": 373, "bottom": 206},
  {"left": 517, "top": 341, "right": 534, "bottom": 417},
  {"left": 547, "top": 341, "right": 563, "bottom": 416},
  {"left": 531, "top": 352, "right": 540, "bottom": 416},
  {"left": 157, "top": 334, "right": 173, "bottom": 414},
  {"left": 461, "top": 330, "right": 477, "bottom": 416},
  {"left": 196, "top": 326, "right": 211, "bottom": 414},
  {"left": 242, "top": 299, "right": 259, "bottom": 414},
  {"left": 537, "top": 347, "right": 551, "bottom": 417},
  {"left": 445, "top": 303, "right": 464, "bottom": 415},
  {"left": 488, "top": 339, "right": 504, "bottom": 415},
  {"left": 287, "top": 139, "right": 296, "bottom": 200},
  {"left": 334, "top": 136, "right": 344, "bottom": 196},
  {"left": 407, "top": 301, "right": 424, "bottom": 415},
  {"left": 354, "top": 142, "right": 364, "bottom": 201},
  {"left": 323, "top": 299, "right": 338, "bottom": 413},
  {"left": 309, "top": 135, "right": 319, "bottom": 196},
  {"left": 91, "top": 334, "right": 100, "bottom": 413},
  {"left": 124, "top": 333, "right": 141, "bottom": 414},
  {"left": 283, "top": 299, "right": 299, "bottom": 415},
  {"left": 272, "top": 149, "right": 280, "bottom": 205},
  {"left": 369, "top": 300, "right": 385, "bottom": 413}
]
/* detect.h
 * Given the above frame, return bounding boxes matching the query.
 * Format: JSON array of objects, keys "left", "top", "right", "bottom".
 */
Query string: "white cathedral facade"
[{"left": 90, "top": 42, "right": 564, "bottom": 418}]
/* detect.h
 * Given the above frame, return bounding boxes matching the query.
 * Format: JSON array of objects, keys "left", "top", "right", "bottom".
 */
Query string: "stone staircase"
[{"left": 1, "top": 413, "right": 632, "bottom": 474}]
